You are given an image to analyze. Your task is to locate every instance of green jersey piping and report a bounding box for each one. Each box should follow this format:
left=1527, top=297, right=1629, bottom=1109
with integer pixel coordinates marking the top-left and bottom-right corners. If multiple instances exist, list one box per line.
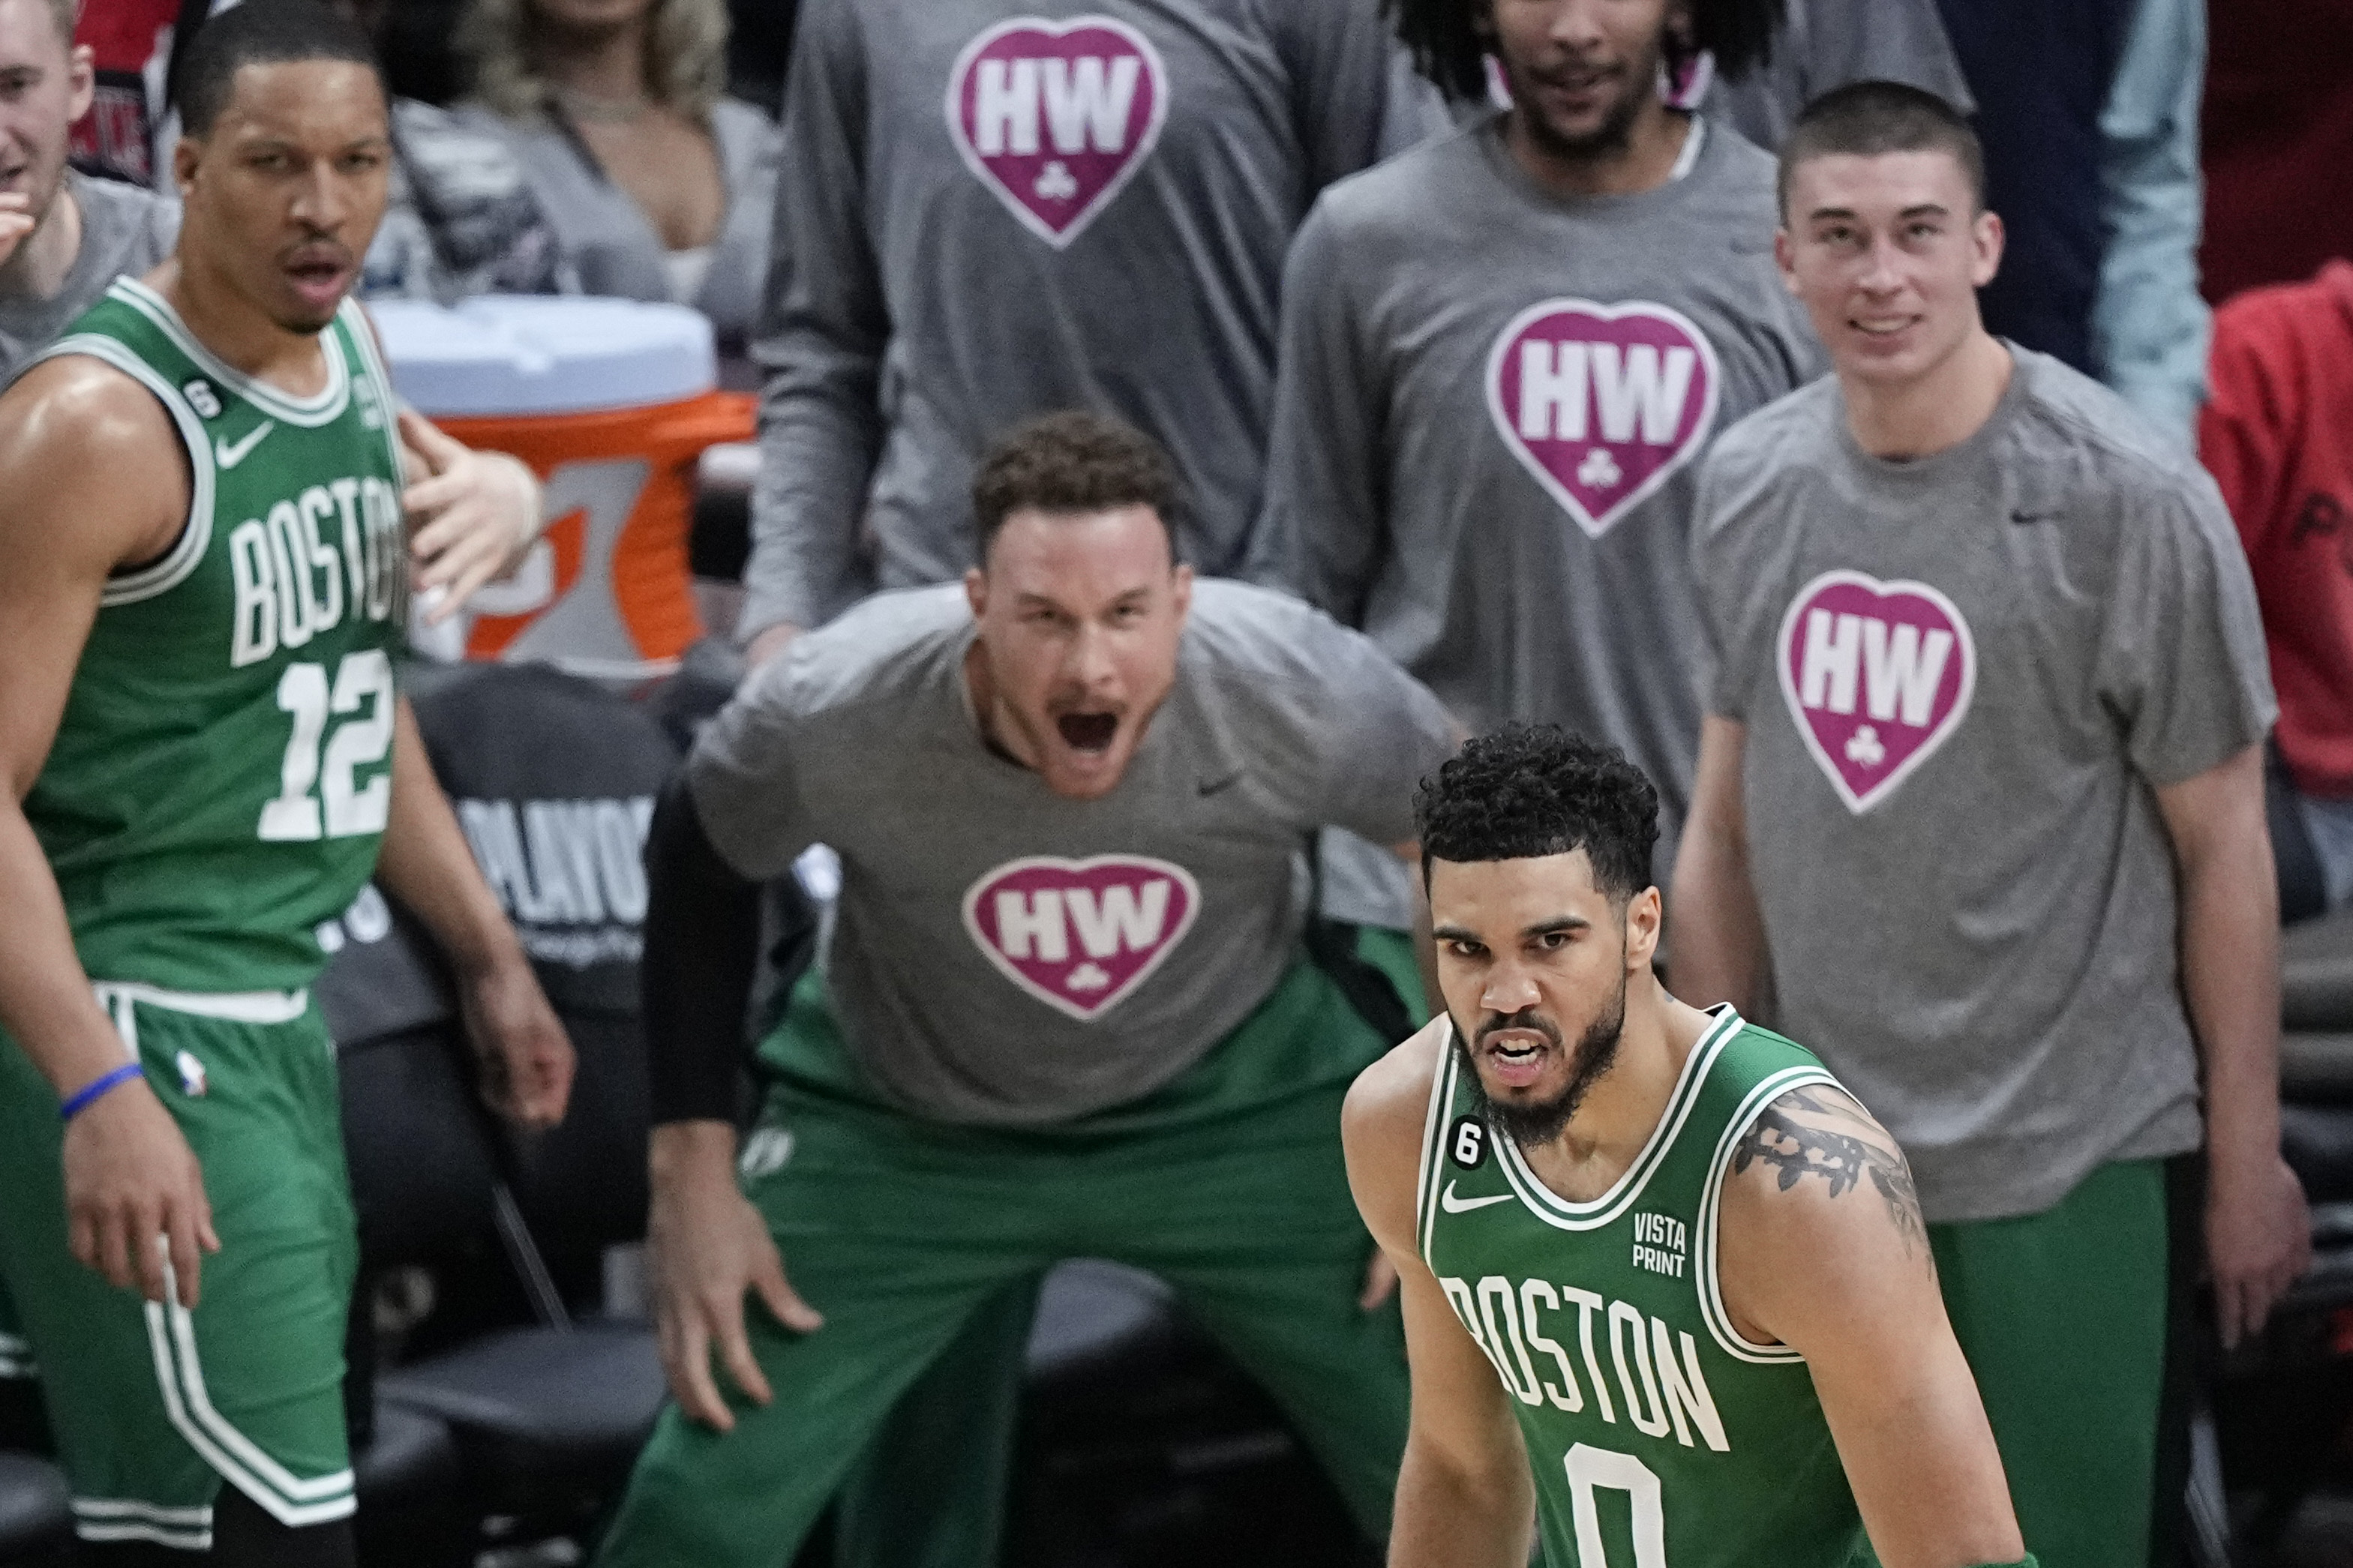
left=1695, top=1060, right=1843, bottom=1365
left=33, top=332, right=218, bottom=608
left=108, top=280, right=351, bottom=427
left=338, top=298, right=410, bottom=499
left=1412, top=1029, right=1459, bottom=1265
left=1491, top=1006, right=1744, bottom=1232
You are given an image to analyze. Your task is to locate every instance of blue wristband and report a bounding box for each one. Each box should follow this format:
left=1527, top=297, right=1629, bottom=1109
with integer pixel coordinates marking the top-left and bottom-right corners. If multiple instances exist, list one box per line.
left=60, top=1063, right=145, bottom=1122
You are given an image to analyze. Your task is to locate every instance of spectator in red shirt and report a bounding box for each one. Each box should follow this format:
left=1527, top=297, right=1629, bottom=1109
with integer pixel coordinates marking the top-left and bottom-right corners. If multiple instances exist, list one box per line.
left=2200, top=259, right=2353, bottom=921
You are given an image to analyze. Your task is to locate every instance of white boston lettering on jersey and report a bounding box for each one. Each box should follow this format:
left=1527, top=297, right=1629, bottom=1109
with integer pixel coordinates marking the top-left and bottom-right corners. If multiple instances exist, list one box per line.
left=225, top=476, right=404, bottom=669
left=1776, top=569, right=1977, bottom=814
left=961, top=854, right=1201, bottom=1021
left=1437, top=1276, right=1729, bottom=1451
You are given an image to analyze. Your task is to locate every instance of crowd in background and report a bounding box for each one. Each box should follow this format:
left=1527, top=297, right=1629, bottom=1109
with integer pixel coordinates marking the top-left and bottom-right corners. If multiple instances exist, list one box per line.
left=2, top=0, right=2352, bottom=1563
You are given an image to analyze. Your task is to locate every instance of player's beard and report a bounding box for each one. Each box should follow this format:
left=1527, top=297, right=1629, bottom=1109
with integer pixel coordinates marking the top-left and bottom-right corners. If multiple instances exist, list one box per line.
left=1513, top=37, right=1665, bottom=163
left=1453, top=967, right=1628, bottom=1151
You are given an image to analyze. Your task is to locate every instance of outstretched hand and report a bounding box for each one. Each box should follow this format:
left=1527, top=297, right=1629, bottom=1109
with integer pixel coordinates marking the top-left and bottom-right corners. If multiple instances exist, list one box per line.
left=399, top=411, right=542, bottom=624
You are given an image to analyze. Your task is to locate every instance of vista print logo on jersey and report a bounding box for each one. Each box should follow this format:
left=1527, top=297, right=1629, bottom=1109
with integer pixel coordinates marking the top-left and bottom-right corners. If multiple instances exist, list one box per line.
left=945, top=16, right=1168, bottom=248
left=962, top=855, right=1199, bottom=1021
left=1777, top=570, right=1976, bottom=814
left=1485, top=299, right=1721, bottom=538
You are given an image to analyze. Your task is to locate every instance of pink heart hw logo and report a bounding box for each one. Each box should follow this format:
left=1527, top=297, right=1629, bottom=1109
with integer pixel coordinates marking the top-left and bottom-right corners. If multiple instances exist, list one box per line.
left=945, top=16, right=1168, bottom=250
left=1776, top=570, right=1976, bottom=814
left=962, top=855, right=1200, bottom=1021
left=1484, top=298, right=1721, bottom=539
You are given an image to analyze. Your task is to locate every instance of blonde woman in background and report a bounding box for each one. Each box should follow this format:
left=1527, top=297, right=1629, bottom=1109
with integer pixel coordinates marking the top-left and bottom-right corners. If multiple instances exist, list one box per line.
left=460, top=0, right=779, bottom=352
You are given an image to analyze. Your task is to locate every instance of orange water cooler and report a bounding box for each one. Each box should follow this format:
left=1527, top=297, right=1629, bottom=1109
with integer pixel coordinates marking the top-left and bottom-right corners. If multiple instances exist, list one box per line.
left=372, top=297, right=754, bottom=680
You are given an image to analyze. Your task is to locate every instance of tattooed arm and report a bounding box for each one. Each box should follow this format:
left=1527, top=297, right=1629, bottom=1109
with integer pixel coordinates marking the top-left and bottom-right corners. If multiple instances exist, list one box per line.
left=1718, top=1085, right=2022, bottom=1568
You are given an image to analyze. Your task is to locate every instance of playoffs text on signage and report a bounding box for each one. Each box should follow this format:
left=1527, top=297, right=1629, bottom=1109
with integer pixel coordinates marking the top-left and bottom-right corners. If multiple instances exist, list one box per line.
left=946, top=15, right=1169, bottom=247
left=1486, top=299, right=1721, bottom=538
left=1775, top=570, right=1976, bottom=814
left=962, top=854, right=1201, bottom=1021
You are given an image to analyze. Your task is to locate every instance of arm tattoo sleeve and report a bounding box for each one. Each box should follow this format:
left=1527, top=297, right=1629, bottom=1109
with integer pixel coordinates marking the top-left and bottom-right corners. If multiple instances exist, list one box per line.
left=1733, top=1087, right=1927, bottom=1252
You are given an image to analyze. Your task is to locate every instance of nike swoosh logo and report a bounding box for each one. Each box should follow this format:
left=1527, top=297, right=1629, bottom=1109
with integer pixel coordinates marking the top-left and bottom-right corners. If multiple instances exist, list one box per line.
left=215, top=421, right=276, bottom=469
left=1439, top=1181, right=1514, bottom=1214
left=2008, top=508, right=2061, bottom=526
left=1196, top=772, right=1244, bottom=797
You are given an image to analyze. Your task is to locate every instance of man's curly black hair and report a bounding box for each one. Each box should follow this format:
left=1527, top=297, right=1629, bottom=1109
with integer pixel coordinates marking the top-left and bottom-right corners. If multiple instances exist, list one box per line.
left=1389, top=0, right=1784, bottom=104
left=1414, top=725, right=1659, bottom=902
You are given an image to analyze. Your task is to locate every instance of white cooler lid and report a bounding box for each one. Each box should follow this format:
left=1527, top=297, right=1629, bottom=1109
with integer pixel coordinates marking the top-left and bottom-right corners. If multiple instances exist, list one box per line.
left=371, top=295, right=717, bottom=416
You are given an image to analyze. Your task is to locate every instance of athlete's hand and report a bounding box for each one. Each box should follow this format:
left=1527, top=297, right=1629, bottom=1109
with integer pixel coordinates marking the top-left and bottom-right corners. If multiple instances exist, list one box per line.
left=399, top=411, right=542, bottom=624
left=647, top=1123, right=823, bottom=1432
left=62, top=1078, right=220, bottom=1309
left=2207, top=1153, right=2312, bottom=1350
left=458, top=958, right=575, bottom=1130
left=1359, top=1249, right=1399, bottom=1311
left=0, top=193, right=33, bottom=272
left=744, top=622, right=806, bottom=670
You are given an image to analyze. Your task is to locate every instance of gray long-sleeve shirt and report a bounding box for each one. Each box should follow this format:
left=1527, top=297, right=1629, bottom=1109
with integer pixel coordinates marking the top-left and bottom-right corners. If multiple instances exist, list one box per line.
left=738, top=0, right=1437, bottom=637
left=1250, top=117, right=1822, bottom=904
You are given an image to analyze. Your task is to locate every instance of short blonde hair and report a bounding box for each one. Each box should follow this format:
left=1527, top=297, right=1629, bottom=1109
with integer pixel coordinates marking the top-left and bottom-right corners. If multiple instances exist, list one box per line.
left=461, top=0, right=729, bottom=124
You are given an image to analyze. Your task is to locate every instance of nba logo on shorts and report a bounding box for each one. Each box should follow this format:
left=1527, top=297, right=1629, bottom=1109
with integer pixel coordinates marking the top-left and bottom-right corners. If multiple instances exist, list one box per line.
left=1485, top=299, right=1721, bottom=538
left=945, top=16, right=1169, bottom=247
left=962, top=855, right=1200, bottom=1021
left=1776, top=570, right=1976, bottom=814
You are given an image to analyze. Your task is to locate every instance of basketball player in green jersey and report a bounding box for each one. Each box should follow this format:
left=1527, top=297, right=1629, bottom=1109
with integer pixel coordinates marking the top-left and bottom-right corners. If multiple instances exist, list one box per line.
left=1345, top=725, right=2028, bottom=1567
left=0, top=4, right=570, bottom=1561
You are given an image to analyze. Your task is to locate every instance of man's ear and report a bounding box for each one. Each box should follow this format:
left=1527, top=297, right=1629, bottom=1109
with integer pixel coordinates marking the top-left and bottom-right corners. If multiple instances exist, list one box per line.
left=1970, top=208, right=2006, bottom=289
left=1625, top=886, right=1663, bottom=972
left=1773, top=226, right=1800, bottom=295
left=172, top=133, right=201, bottom=199
left=66, top=43, right=96, bottom=121
left=1170, top=562, right=1194, bottom=620
left=963, top=565, right=989, bottom=621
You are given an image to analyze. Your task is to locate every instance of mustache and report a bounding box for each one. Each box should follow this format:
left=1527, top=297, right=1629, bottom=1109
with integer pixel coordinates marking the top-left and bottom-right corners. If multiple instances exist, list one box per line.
left=1475, top=1009, right=1563, bottom=1051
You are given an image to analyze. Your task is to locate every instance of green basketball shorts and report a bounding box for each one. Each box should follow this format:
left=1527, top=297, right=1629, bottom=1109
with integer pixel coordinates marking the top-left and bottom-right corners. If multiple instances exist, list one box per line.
left=0, top=984, right=357, bottom=1552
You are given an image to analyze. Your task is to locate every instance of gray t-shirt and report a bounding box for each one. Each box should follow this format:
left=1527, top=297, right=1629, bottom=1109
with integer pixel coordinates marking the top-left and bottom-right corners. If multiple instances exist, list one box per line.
left=1696, top=0, right=1973, bottom=151
left=1693, top=348, right=2276, bottom=1222
left=738, top=0, right=1440, bottom=637
left=1250, top=115, right=1822, bottom=914
left=0, top=173, right=178, bottom=384
left=689, top=578, right=1457, bottom=1125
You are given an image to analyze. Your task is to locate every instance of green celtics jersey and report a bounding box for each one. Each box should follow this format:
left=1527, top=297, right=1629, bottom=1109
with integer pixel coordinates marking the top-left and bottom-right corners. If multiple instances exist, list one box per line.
left=24, top=278, right=407, bottom=994
left=1418, top=1006, right=1879, bottom=1568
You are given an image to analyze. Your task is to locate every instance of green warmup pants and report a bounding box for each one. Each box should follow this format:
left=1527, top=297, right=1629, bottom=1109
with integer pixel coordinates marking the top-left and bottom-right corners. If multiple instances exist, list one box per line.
left=1930, top=1158, right=2187, bottom=1568
left=598, top=947, right=1418, bottom=1568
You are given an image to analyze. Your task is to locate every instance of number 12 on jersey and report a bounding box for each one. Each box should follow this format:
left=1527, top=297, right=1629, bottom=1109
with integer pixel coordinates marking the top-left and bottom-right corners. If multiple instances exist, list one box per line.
left=1567, top=1444, right=1667, bottom=1567
left=258, top=649, right=395, bottom=842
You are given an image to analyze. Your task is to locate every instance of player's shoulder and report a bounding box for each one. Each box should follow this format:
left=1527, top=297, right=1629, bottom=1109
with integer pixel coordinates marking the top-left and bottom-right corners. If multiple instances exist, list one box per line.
left=0, top=349, right=179, bottom=463
left=1698, top=375, right=1844, bottom=493
left=741, top=584, right=971, bottom=725
left=1307, top=116, right=1493, bottom=239
left=1681, top=115, right=1781, bottom=217
left=2004, top=347, right=2221, bottom=531
left=1181, top=578, right=1380, bottom=685
left=1343, top=1016, right=1448, bottom=1167
left=1717, top=1074, right=1925, bottom=1252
